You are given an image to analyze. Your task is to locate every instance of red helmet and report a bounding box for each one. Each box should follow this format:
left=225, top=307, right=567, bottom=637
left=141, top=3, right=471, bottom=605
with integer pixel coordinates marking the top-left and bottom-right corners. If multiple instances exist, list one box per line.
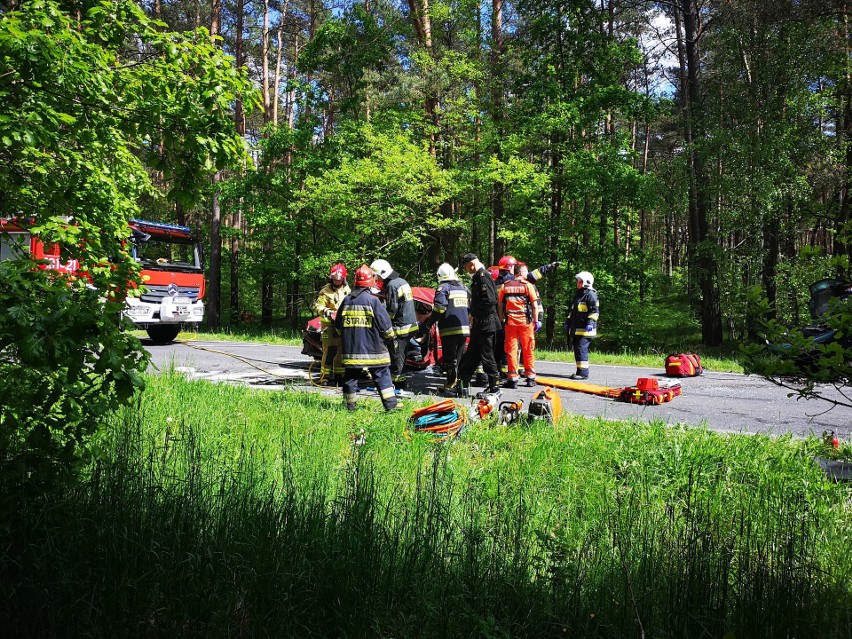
left=329, top=263, right=347, bottom=281
left=498, top=255, right=517, bottom=271
left=353, top=264, right=375, bottom=287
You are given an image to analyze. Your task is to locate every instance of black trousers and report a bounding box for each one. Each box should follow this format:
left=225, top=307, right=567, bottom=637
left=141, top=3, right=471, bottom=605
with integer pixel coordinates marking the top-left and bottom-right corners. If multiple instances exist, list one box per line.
left=389, top=335, right=409, bottom=381
left=458, top=329, right=498, bottom=385
left=440, top=333, right=467, bottom=387
left=495, top=327, right=507, bottom=373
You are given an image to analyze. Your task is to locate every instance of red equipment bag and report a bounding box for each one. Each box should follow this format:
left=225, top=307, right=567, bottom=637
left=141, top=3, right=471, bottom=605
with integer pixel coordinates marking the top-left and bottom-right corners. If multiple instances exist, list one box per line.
left=619, top=380, right=682, bottom=405
left=665, top=353, right=703, bottom=377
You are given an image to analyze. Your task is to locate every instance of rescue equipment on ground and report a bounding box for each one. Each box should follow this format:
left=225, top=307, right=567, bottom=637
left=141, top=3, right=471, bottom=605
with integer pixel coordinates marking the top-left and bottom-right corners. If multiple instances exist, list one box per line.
left=469, top=389, right=502, bottom=421
left=498, top=400, right=524, bottom=425
left=409, top=398, right=467, bottom=441
left=534, top=376, right=682, bottom=406
left=665, top=353, right=703, bottom=377
left=618, top=377, right=682, bottom=405
left=528, top=386, right=563, bottom=423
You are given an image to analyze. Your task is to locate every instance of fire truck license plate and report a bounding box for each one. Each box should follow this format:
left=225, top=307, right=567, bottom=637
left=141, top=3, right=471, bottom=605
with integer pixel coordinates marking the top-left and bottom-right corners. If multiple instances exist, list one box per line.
left=173, top=296, right=190, bottom=316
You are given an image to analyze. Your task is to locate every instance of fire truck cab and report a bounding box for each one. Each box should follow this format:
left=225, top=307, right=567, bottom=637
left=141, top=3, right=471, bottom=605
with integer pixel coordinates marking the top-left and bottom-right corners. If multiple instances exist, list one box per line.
left=124, top=219, right=205, bottom=343
left=0, top=217, right=206, bottom=344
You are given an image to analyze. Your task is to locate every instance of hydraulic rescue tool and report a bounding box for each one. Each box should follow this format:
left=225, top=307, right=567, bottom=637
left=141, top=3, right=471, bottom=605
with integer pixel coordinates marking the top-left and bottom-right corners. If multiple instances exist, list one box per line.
left=497, top=400, right=524, bottom=426
left=469, top=389, right=502, bottom=421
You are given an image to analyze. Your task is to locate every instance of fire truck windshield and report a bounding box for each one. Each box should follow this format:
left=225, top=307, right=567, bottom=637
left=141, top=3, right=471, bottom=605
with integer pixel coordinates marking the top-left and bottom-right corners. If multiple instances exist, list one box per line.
left=132, top=236, right=202, bottom=271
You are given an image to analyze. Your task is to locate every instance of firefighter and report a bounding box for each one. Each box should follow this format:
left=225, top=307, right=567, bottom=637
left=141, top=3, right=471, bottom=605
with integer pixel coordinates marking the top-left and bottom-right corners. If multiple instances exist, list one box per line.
left=456, top=253, right=501, bottom=397
left=493, top=255, right=518, bottom=379
left=493, top=256, right=561, bottom=377
left=517, top=263, right=544, bottom=334
left=334, top=265, right=398, bottom=412
left=427, top=262, right=471, bottom=394
left=311, top=262, right=351, bottom=385
left=565, top=270, right=599, bottom=380
left=498, top=262, right=539, bottom=388
left=370, top=259, right=418, bottom=390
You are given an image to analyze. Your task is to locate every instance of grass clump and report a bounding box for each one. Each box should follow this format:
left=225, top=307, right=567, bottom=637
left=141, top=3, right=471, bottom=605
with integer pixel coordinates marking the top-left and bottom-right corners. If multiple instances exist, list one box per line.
left=1, top=374, right=850, bottom=637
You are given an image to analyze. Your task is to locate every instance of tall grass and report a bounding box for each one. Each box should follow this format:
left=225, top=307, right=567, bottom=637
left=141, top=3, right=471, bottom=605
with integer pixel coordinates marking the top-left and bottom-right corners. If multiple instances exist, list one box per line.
left=1, top=374, right=850, bottom=637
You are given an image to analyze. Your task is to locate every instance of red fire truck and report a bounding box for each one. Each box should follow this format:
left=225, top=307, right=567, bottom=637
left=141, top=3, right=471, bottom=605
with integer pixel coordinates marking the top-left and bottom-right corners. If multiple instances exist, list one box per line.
left=0, top=217, right=205, bottom=344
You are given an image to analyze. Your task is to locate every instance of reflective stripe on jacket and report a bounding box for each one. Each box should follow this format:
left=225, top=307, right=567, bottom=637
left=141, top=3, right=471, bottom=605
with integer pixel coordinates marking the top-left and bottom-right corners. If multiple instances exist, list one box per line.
left=499, top=278, right=538, bottom=327
left=567, top=288, right=599, bottom=338
left=334, top=287, right=395, bottom=367
left=383, top=271, right=418, bottom=337
left=528, top=262, right=557, bottom=285
left=432, top=280, right=470, bottom=337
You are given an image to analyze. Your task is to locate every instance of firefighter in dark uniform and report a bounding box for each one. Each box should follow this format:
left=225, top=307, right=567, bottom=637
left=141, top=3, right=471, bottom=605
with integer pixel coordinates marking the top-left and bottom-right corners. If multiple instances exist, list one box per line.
left=565, top=270, right=599, bottom=380
left=370, top=259, right=417, bottom=390
left=334, top=265, right=398, bottom=411
left=427, top=262, right=471, bottom=394
left=457, top=253, right=501, bottom=397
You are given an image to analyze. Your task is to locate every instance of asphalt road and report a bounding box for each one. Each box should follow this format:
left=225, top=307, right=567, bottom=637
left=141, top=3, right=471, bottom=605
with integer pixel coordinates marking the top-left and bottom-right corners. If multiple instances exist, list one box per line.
left=143, top=339, right=851, bottom=440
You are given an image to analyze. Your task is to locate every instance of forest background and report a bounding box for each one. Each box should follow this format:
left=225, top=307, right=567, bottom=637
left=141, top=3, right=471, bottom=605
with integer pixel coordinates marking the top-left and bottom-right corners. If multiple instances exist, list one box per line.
left=128, top=0, right=852, bottom=349
left=3, top=0, right=852, bottom=349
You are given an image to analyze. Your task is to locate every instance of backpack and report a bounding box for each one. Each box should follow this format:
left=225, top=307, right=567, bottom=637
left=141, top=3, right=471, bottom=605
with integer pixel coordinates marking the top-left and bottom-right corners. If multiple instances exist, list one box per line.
left=665, top=353, right=703, bottom=377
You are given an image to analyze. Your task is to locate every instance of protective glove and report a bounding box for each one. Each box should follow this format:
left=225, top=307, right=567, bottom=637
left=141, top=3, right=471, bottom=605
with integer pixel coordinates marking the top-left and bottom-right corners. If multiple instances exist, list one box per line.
left=534, top=320, right=542, bottom=333
left=563, top=321, right=570, bottom=332
left=550, top=261, right=562, bottom=270
left=585, top=320, right=596, bottom=333
left=330, top=311, right=337, bottom=322
left=323, top=308, right=334, bottom=320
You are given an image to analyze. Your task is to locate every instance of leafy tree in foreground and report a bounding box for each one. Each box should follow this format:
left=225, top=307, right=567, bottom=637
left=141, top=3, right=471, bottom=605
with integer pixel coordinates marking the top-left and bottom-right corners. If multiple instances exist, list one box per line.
left=742, top=266, right=851, bottom=410
left=0, top=0, right=254, bottom=492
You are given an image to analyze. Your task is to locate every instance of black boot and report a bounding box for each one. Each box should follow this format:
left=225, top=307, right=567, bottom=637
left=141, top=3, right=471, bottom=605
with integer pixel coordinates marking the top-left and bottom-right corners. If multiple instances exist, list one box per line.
left=457, top=381, right=470, bottom=398
left=486, top=376, right=500, bottom=394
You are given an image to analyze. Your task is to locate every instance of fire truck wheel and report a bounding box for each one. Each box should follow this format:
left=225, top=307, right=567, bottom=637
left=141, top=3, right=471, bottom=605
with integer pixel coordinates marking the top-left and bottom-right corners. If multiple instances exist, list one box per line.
left=146, top=325, right=181, bottom=344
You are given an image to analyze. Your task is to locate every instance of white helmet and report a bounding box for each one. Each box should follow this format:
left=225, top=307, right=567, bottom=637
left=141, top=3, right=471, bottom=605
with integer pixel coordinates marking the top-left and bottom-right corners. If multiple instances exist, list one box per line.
left=370, top=259, right=393, bottom=280
left=575, top=271, right=594, bottom=288
left=436, top=263, right=457, bottom=282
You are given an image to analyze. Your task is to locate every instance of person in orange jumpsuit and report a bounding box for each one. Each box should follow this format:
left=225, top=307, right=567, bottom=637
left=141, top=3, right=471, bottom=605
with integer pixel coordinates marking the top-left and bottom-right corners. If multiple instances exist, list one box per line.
left=497, top=262, right=539, bottom=388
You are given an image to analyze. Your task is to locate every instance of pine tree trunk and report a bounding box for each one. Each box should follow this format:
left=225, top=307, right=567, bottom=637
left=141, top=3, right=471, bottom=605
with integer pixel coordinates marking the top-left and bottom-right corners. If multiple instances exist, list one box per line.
left=207, top=0, right=223, bottom=330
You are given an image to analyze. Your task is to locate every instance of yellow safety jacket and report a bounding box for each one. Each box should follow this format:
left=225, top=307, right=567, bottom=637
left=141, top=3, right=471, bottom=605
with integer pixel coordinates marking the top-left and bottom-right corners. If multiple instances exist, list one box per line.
left=312, top=281, right=351, bottom=333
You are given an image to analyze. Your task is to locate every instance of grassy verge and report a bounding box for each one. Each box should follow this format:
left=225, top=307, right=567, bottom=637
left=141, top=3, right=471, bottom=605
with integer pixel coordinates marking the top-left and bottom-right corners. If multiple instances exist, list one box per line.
left=5, top=375, right=847, bottom=637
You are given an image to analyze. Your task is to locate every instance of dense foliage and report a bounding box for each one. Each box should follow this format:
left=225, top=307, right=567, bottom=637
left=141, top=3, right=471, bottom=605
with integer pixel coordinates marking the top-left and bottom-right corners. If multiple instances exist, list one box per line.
left=0, top=0, right=254, bottom=489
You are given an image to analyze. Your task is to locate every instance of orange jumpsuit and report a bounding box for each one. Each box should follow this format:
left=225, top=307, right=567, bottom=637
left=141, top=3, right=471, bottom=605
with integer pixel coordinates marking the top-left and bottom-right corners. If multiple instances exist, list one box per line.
left=498, top=277, right=538, bottom=383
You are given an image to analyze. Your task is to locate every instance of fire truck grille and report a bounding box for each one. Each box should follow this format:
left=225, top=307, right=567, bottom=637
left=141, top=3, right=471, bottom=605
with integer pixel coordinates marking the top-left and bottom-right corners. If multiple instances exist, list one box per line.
left=140, top=285, right=201, bottom=304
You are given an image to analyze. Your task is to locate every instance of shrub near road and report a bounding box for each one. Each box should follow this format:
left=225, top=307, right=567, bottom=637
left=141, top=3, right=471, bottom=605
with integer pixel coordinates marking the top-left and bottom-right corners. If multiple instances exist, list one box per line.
left=2, top=374, right=850, bottom=638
